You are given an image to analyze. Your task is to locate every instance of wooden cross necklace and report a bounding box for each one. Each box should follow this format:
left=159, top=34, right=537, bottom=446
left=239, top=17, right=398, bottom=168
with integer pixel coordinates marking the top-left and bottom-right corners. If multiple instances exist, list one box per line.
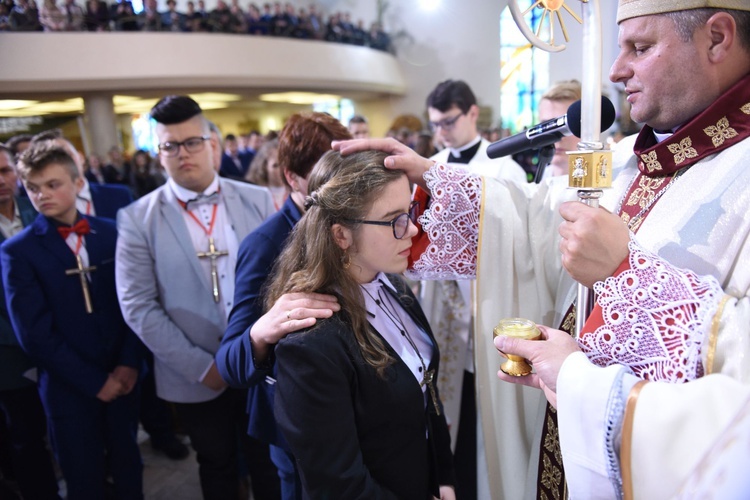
left=61, top=221, right=96, bottom=314
left=363, top=284, right=441, bottom=416
left=182, top=200, right=228, bottom=303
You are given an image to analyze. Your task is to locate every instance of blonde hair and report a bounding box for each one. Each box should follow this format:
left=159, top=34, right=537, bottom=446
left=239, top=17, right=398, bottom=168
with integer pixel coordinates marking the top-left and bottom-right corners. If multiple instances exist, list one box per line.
left=17, top=141, right=79, bottom=181
left=541, top=79, right=582, bottom=103
left=245, top=138, right=278, bottom=186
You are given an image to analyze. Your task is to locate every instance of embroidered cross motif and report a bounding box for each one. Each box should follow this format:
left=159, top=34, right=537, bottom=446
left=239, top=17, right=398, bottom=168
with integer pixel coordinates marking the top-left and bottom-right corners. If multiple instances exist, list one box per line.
left=639, top=150, right=662, bottom=173
left=704, top=116, right=738, bottom=147
left=627, top=175, right=662, bottom=208
left=667, top=136, right=698, bottom=165
left=742, top=103, right=750, bottom=115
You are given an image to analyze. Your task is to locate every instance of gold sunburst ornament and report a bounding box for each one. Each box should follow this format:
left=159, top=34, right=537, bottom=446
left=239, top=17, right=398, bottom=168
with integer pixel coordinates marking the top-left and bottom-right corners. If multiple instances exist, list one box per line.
left=522, top=0, right=583, bottom=48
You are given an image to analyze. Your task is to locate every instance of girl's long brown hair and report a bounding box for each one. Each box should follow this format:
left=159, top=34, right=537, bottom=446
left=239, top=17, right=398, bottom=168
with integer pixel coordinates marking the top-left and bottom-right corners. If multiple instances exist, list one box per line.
left=264, top=150, right=405, bottom=376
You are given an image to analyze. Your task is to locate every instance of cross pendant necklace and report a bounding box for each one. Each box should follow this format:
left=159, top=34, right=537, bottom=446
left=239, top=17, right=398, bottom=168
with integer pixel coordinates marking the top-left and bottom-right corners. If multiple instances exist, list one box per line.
left=184, top=201, right=228, bottom=303
left=64, top=234, right=96, bottom=314
left=196, top=236, right=229, bottom=303
left=364, top=285, right=441, bottom=416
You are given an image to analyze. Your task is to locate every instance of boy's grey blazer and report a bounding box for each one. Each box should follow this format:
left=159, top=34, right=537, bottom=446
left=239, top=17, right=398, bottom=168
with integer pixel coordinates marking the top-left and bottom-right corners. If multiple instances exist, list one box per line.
left=115, top=178, right=273, bottom=403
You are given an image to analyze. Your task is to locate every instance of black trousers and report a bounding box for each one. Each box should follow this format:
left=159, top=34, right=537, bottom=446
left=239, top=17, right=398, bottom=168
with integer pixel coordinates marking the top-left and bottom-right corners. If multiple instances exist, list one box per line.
left=454, top=371, right=477, bottom=500
left=174, top=388, right=280, bottom=500
left=0, top=384, right=60, bottom=500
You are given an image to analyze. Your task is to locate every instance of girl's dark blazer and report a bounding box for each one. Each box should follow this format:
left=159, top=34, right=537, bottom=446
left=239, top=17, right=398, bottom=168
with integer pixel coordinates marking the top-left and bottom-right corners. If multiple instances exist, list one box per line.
left=274, top=274, right=455, bottom=499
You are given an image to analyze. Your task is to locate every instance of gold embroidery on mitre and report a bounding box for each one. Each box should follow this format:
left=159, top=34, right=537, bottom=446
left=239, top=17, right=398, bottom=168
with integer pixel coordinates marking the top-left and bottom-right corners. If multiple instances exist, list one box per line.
left=667, top=136, right=698, bottom=165
left=627, top=175, right=661, bottom=208
left=742, top=103, right=750, bottom=115
left=639, top=150, right=662, bottom=173
left=704, top=116, right=739, bottom=148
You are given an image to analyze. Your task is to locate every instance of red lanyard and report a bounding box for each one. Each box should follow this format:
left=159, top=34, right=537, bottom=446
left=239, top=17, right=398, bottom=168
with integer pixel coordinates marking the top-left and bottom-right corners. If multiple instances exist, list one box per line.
left=179, top=201, right=219, bottom=238
left=73, top=233, right=84, bottom=256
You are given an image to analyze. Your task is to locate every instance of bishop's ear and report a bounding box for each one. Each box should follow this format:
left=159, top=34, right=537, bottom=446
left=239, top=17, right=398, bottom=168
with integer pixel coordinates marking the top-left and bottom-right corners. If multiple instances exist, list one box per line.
left=705, top=12, right=737, bottom=63
left=330, top=223, right=353, bottom=251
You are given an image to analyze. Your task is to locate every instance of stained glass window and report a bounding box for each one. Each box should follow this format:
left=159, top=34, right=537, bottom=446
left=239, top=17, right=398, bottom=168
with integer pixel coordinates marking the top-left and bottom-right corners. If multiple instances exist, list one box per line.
left=500, top=2, right=550, bottom=134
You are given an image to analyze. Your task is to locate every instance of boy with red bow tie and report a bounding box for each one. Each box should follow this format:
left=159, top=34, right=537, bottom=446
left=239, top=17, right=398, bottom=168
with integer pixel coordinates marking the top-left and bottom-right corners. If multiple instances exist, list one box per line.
left=0, top=142, right=144, bottom=500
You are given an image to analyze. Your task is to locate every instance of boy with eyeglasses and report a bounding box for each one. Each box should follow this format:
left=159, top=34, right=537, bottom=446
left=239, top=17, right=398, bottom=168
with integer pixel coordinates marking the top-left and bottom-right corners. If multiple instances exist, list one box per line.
left=115, top=95, right=281, bottom=499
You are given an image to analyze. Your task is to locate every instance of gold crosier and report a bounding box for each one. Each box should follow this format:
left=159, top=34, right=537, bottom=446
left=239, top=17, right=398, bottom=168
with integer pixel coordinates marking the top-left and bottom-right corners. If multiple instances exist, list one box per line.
left=508, top=0, right=612, bottom=337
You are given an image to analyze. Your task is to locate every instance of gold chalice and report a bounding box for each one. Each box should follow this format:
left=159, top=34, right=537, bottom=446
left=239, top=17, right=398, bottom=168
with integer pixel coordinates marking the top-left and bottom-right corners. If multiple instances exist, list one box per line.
left=493, top=318, right=541, bottom=377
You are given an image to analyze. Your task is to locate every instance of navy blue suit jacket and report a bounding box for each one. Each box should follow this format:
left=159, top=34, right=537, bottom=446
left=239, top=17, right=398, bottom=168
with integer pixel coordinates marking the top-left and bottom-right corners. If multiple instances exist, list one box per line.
left=89, top=182, right=134, bottom=220
left=1, top=214, right=142, bottom=416
left=219, top=152, right=254, bottom=180
left=216, top=196, right=301, bottom=447
left=0, top=197, right=38, bottom=391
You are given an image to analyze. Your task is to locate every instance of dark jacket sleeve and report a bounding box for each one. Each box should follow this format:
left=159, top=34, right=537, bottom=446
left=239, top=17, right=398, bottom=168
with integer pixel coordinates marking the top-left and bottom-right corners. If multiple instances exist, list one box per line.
left=1, top=241, right=108, bottom=398
left=274, top=326, right=399, bottom=500
left=215, top=230, right=277, bottom=387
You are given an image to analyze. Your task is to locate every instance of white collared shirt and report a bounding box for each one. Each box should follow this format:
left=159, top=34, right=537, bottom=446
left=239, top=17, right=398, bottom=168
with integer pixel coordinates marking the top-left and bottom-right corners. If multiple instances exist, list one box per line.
left=653, top=130, right=674, bottom=143
left=76, top=179, right=95, bottom=216
left=62, top=231, right=91, bottom=273
left=0, top=201, right=23, bottom=240
left=361, top=273, right=434, bottom=393
left=168, top=175, right=239, bottom=323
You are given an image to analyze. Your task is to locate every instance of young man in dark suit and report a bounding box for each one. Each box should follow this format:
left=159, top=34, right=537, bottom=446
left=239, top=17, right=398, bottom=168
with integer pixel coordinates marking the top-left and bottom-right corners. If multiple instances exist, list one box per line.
left=30, top=129, right=189, bottom=461
left=219, top=133, right=253, bottom=180
left=2, top=143, right=144, bottom=499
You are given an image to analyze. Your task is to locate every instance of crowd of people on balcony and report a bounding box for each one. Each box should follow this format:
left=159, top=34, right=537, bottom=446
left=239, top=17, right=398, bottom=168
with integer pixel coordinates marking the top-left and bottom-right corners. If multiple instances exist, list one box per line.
left=0, top=0, right=393, bottom=52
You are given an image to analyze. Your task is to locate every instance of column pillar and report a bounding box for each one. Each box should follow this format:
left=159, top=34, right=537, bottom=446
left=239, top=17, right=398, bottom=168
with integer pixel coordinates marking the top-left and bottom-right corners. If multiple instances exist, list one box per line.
left=83, top=94, right=119, bottom=157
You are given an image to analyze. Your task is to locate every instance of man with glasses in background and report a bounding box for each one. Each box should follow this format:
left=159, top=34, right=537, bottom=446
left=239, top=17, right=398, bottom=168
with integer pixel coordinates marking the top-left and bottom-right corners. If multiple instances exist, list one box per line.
left=115, top=95, right=281, bottom=499
left=421, top=79, right=526, bottom=500
left=427, top=79, right=526, bottom=182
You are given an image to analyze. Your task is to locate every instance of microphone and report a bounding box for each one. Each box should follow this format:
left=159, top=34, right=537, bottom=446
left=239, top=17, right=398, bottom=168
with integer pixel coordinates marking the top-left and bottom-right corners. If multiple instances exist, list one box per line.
left=487, top=96, right=616, bottom=159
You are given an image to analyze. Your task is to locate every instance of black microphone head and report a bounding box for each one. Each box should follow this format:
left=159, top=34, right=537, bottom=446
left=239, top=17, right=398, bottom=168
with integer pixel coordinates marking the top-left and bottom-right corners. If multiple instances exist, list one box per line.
left=566, top=96, right=616, bottom=137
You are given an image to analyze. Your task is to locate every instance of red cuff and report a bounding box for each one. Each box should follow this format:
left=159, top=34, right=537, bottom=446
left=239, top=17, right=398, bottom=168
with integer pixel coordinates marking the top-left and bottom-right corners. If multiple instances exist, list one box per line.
left=408, top=186, right=430, bottom=268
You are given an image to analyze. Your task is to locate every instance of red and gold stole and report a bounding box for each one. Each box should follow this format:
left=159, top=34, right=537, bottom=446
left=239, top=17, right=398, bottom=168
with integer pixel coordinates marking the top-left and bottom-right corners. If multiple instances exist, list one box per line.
left=582, top=72, right=750, bottom=336
left=536, top=73, right=750, bottom=500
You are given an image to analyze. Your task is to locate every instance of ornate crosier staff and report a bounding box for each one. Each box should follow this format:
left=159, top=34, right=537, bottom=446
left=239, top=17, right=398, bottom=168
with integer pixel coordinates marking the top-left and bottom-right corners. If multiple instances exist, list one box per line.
left=508, top=0, right=612, bottom=337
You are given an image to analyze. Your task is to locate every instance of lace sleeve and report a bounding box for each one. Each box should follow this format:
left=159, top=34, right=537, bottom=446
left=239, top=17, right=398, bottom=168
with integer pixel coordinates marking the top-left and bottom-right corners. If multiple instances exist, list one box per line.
left=579, top=240, right=724, bottom=383
left=407, top=162, right=482, bottom=280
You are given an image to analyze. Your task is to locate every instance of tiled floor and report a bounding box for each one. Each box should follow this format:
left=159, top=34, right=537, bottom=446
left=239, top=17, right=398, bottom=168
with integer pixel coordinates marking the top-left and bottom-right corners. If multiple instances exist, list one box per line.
left=139, top=429, right=203, bottom=500
left=2, top=427, right=251, bottom=499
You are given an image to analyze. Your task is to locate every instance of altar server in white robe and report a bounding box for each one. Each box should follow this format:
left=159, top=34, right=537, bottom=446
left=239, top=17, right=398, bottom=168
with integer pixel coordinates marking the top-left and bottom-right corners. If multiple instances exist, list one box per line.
left=421, top=78, right=526, bottom=500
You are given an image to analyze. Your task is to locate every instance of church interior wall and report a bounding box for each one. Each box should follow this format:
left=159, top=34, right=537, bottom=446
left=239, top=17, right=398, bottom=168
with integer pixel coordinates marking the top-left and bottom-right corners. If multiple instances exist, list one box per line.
left=0, top=1, right=623, bottom=148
